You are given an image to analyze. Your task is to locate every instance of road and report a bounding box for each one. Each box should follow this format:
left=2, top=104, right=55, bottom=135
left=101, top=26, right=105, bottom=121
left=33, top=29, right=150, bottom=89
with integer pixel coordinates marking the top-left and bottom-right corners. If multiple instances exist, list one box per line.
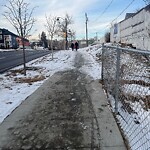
left=0, top=49, right=51, bottom=73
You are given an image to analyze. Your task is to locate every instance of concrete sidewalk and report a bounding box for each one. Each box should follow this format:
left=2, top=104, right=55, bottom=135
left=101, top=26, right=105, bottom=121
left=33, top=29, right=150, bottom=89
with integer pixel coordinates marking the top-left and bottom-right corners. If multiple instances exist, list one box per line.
left=0, top=70, right=127, bottom=150
left=86, top=79, right=127, bottom=150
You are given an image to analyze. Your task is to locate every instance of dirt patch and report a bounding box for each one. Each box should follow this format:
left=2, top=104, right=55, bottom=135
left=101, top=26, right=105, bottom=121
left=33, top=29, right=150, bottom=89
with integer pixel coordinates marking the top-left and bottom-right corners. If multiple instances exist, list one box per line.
left=14, top=75, right=45, bottom=84
left=121, top=79, right=150, bottom=87
left=5, top=67, right=42, bottom=76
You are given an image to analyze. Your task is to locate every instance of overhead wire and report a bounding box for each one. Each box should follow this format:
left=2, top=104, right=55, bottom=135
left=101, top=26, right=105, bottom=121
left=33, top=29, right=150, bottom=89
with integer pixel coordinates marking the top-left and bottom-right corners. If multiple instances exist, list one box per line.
left=85, top=0, right=140, bottom=39
left=93, top=0, right=114, bottom=23
left=100, top=0, right=137, bottom=33
left=91, top=0, right=137, bottom=39
left=95, top=0, right=114, bottom=21
left=89, top=0, right=114, bottom=36
left=142, top=0, right=150, bottom=5
left=111, top=0, right=136, bottom=23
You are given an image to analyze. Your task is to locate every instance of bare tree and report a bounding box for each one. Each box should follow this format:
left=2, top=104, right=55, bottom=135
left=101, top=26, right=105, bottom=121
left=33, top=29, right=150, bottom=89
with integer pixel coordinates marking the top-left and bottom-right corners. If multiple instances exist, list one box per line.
left=68, top=29, right=76, bottom=41
left=45, top=15, right=58, bottom=60
left=59, top=14, right=72, bottom=31
left=57, top=13, right=73, bottom=49
left=3, top=0, right=36, bottom=75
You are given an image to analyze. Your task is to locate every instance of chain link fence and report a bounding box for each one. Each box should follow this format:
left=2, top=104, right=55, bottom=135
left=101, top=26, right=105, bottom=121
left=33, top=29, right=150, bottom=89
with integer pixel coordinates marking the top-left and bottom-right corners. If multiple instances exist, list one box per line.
left=101, top=44, right=150, bottom=150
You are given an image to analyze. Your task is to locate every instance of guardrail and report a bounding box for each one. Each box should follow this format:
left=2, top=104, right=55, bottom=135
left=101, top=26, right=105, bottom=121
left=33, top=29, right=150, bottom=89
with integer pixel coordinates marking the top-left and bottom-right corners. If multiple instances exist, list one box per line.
left=101, top=44, right=150, bottom=150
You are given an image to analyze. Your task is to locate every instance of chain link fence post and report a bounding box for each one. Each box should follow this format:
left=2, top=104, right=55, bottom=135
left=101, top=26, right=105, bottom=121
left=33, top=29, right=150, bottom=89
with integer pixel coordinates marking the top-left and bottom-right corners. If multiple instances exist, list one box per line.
left=114, top=45, right=120, bottom=113
left=101, top=43, right=104, bottom=81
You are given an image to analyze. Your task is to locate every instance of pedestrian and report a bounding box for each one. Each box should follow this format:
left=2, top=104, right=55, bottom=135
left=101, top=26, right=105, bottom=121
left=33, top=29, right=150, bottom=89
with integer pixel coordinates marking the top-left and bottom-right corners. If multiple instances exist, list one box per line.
left=75, top=41, right=79, bottom=51
left=71, top=42, right=74, bottom=51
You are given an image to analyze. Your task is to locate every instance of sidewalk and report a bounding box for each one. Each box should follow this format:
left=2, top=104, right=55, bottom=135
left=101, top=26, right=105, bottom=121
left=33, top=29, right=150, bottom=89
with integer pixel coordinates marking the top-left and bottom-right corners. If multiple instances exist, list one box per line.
left=86, top=80, right=127, bottom=150
left=0, top=52, right=127, bottom=150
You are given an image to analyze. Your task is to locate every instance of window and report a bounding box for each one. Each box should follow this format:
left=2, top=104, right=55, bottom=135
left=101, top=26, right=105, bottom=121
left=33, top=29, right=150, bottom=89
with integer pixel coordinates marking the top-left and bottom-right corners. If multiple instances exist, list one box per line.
left=114, top=24, right=118, bottom=34
left=0, top=30, right=2, bottom=34
left=0, top=35, right=2, bottom=40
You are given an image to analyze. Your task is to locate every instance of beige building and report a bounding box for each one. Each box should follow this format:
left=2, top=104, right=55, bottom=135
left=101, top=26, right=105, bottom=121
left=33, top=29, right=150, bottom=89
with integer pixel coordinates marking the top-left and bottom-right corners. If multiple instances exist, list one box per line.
left=110, top=4, right=150, bottom=50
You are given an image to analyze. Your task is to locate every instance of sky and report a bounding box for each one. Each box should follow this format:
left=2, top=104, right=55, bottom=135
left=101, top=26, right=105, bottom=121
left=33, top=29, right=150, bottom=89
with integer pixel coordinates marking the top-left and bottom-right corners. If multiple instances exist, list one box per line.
left=0, top=0, right=147, bottom=40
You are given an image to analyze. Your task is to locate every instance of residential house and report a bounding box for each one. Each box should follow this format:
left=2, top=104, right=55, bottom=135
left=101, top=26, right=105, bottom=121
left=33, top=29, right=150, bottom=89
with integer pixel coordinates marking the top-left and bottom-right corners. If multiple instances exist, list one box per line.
left=0, top=28, right=29, bottom=49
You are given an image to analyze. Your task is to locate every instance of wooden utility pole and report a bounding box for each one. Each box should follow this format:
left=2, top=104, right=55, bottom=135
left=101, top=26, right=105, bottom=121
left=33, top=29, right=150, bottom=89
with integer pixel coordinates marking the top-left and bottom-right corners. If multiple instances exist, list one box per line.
left=96, top=32, right=98, bottom=42
left=85, top=13, right=88, bottom=47
left=65, top=18, right=68, bottom=50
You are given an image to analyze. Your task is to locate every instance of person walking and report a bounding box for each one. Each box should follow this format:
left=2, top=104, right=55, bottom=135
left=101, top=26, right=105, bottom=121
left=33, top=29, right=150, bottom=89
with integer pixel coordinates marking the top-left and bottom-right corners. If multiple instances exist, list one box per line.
left=75, top=41, right=79, bottom=51
left=71, top=42, right=74, bottom=51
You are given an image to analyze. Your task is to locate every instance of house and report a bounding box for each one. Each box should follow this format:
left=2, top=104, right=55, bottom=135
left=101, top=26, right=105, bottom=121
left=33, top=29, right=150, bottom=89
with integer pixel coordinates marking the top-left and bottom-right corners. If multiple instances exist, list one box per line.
left=0, top=28, right=29, bottom=49
left=110, top=4, right=150, bottom=50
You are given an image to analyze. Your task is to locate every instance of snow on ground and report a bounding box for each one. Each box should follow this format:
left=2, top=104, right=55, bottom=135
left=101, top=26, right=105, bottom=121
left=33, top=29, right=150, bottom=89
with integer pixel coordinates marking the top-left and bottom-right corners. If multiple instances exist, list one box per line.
left=79, top=45, right=102, bottom=80
left=122, top=84, right=150, bottom=97
left=0, top=46, right=101, bottom=123
left=0, top=49, right=17, bottom=52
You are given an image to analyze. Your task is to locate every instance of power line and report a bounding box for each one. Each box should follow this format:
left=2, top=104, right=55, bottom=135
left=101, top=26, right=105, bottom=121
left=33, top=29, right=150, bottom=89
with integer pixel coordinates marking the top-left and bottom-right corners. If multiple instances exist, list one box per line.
left=111, top=0, right=136, bottom=23
left=142, top=0, right=150, bottom=5
left=94, top=0, right=137, bottom=39
left=93, top=0, right=114, bottom=23
left=100, top=0, right=136, bottom=40
left=100, top=0, right=136, bottom=30
left=97, top=0, right=114, bottom=19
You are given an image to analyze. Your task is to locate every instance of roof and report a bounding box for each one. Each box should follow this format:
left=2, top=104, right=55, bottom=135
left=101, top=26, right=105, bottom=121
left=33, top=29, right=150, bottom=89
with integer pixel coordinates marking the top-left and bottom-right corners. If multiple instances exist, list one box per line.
left=0, top=28, right=29, bottom=42
left=119, top=3, right=150, bottom=23
left=125, top=13, right=135, bottom=19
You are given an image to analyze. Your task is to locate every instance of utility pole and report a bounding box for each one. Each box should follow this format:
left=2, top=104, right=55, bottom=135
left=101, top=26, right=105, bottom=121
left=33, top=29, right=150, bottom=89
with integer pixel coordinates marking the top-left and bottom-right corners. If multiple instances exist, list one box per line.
left=85, top=13, right=88, bottom=47
left=65, top=18, right=68, bottom=50
left=96, top=32, right=98, bottom=42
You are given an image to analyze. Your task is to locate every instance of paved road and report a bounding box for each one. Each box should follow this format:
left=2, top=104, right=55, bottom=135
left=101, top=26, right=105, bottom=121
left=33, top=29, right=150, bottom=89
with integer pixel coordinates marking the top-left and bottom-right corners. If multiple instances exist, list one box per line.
left=0, top=49, right=50, bottom=73
left=0, top=52, right=127, bottom=150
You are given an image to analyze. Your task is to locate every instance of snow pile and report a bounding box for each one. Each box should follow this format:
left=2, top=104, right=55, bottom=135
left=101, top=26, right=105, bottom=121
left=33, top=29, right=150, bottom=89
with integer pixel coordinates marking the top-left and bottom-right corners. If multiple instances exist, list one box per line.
left=79, top=45, right=102, bottom=80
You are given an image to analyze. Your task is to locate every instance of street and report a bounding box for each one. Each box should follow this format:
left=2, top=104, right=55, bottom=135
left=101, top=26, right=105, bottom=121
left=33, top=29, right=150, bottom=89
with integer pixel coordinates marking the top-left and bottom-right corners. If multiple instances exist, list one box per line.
left=0, top=49, right=51, bottom=73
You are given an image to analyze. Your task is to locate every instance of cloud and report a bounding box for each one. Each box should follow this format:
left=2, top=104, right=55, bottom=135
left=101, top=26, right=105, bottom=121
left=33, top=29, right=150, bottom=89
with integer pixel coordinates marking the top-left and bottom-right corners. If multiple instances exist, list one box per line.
left=0, top=0, right=146, bottom=40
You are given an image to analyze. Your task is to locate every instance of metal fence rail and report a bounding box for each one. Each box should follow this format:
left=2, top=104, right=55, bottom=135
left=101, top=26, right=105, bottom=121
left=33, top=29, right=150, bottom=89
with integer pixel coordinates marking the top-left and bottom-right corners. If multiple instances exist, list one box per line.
left=101, top=44, right=150, bottom=150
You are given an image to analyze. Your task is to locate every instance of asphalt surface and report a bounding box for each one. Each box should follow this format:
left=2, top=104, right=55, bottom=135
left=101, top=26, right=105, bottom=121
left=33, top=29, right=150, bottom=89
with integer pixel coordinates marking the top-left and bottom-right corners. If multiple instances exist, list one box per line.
left=0, top=49, right=50, bottom=73
left=0, top=52, right=127, bottom=150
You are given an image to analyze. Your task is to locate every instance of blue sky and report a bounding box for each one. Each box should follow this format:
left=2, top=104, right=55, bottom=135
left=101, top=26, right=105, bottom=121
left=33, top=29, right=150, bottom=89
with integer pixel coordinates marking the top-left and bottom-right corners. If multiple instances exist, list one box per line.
left=0, top=0, right=146, bottom=40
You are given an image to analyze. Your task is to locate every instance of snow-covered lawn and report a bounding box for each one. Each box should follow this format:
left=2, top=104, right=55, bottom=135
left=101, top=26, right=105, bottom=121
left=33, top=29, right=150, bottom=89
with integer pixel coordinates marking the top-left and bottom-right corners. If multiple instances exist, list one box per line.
left=0, top=46, right=101, bottom=123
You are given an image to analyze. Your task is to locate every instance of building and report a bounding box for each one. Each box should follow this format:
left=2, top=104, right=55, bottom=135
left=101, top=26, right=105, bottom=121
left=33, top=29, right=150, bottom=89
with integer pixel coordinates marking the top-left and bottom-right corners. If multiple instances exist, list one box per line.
left=0, top=28, right=29, bottom=49
left=110, top=4, right=150, bottom=50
